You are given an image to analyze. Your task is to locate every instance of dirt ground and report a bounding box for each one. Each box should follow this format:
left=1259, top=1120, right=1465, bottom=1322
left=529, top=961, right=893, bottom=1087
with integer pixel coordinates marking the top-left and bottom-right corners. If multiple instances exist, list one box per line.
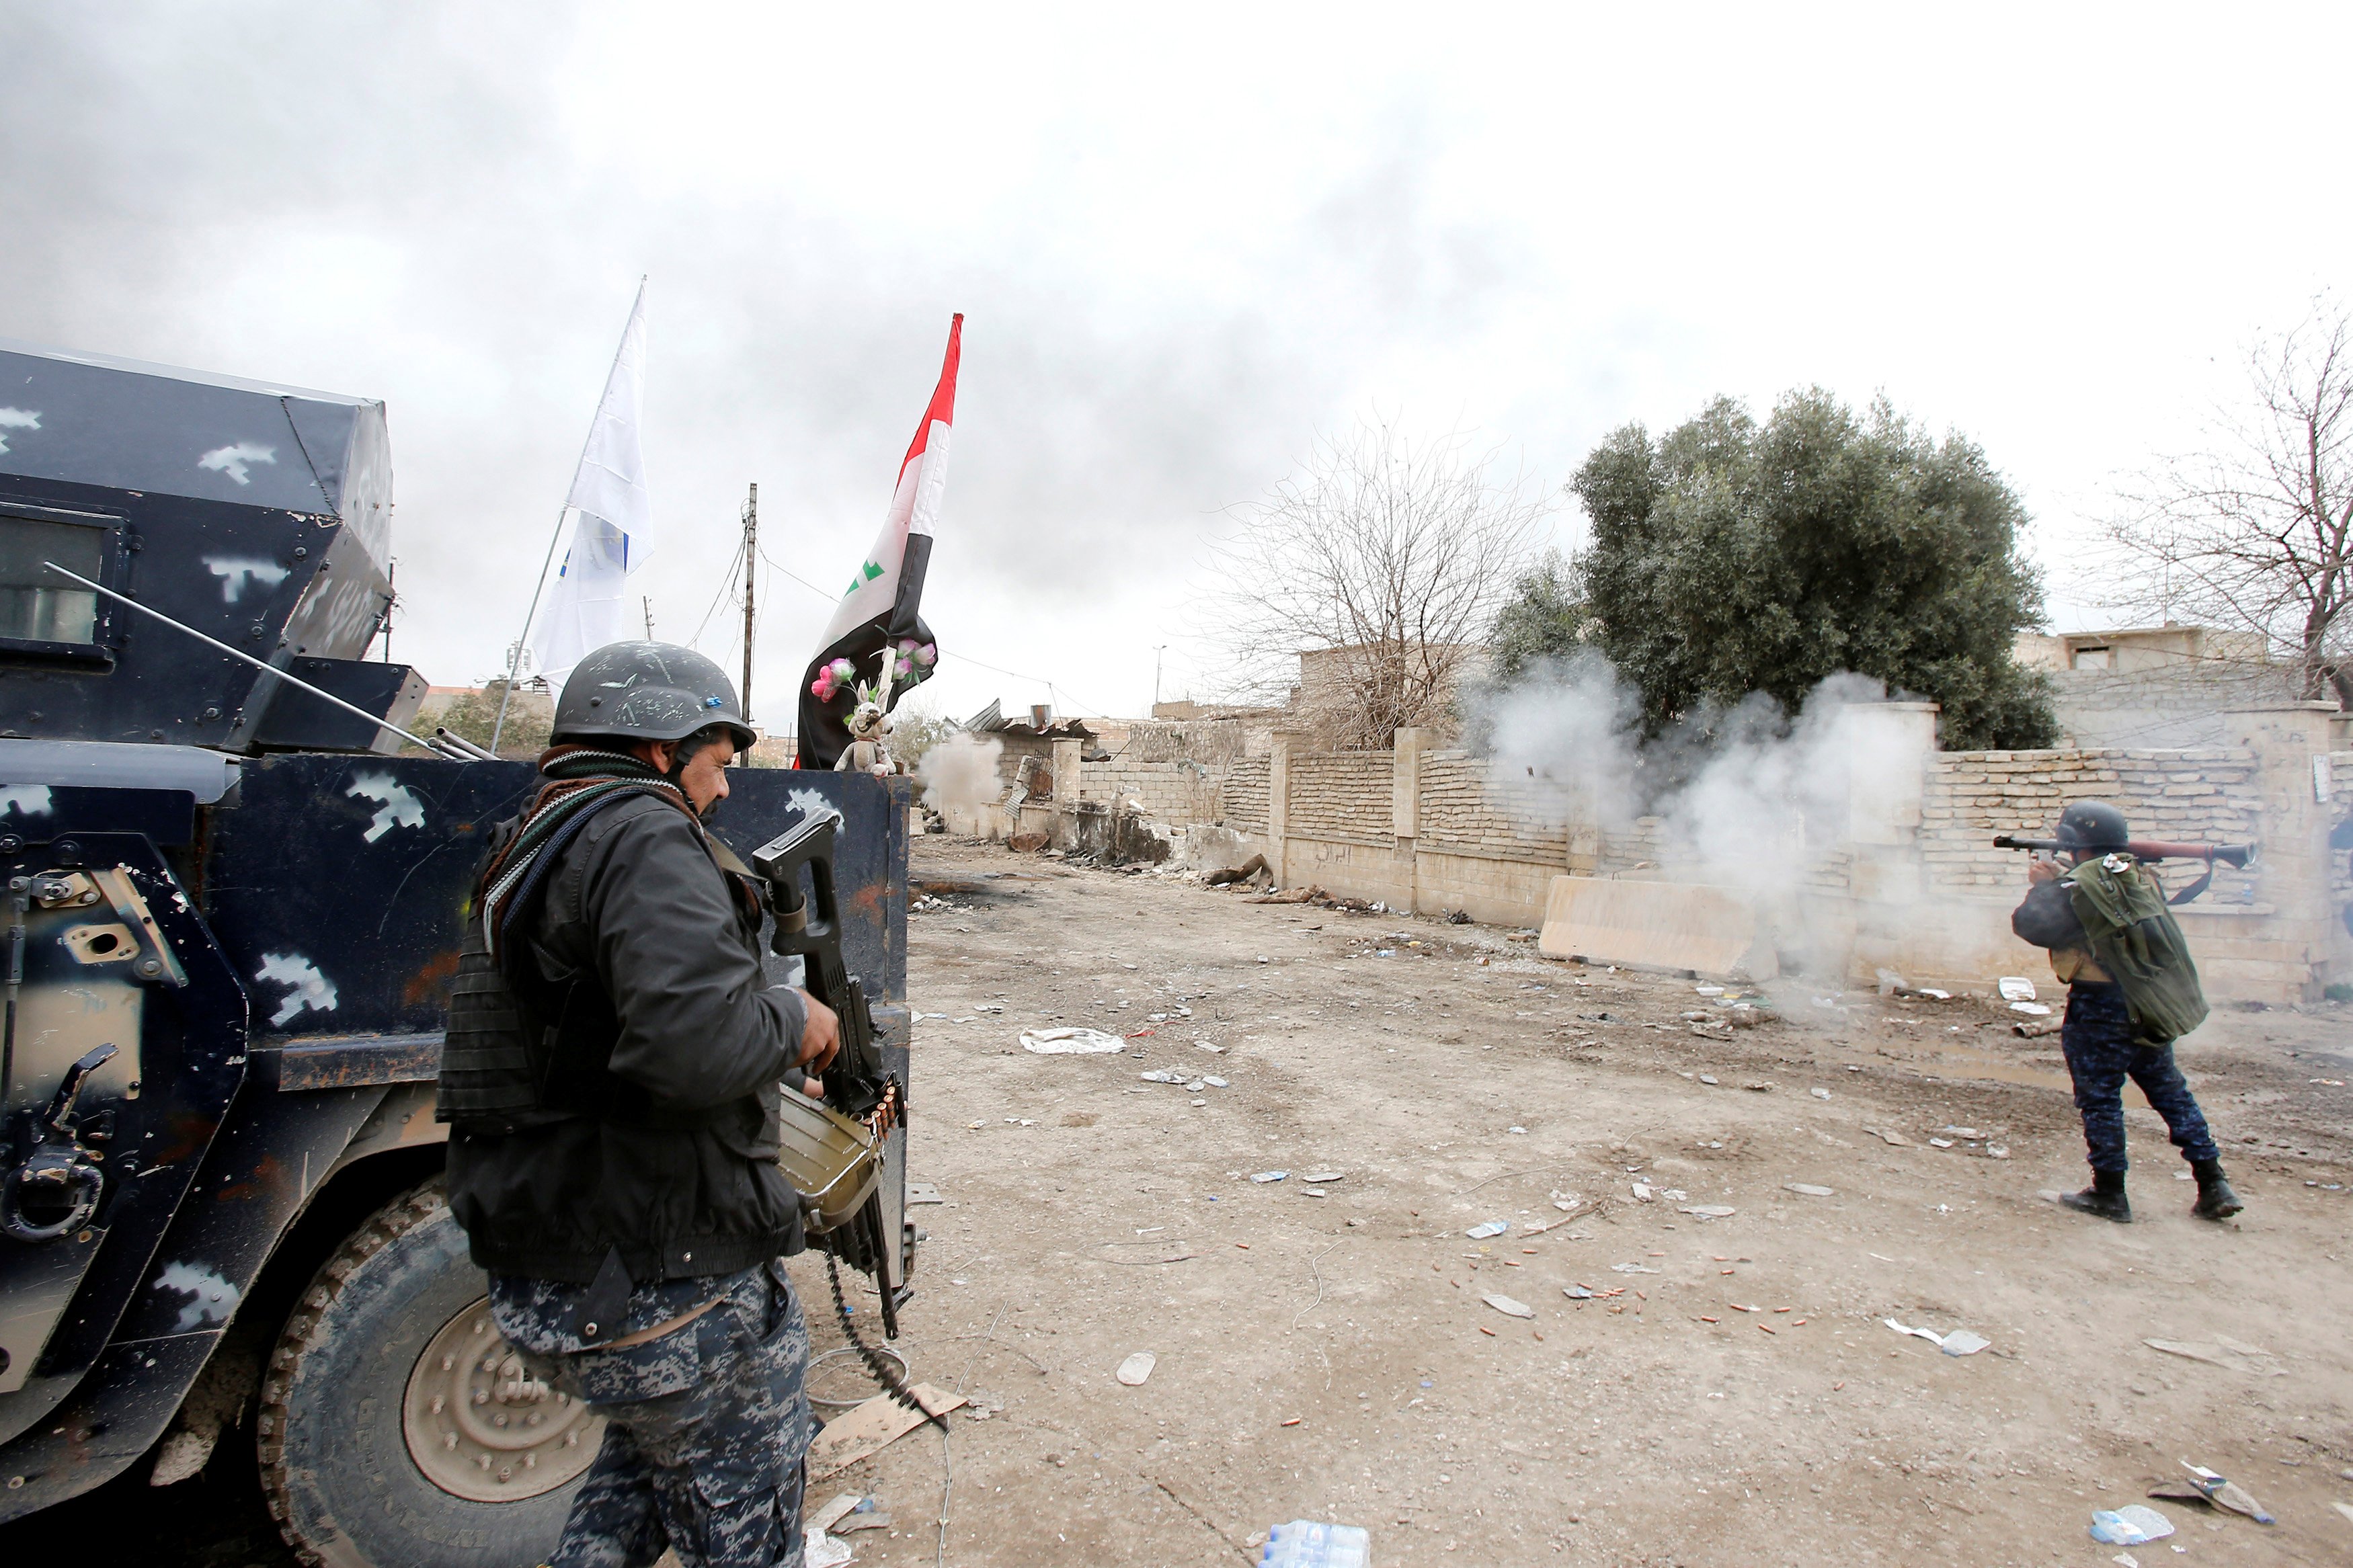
left=807, top=835, right=2353, bottom=1567
left=9, top=835, right=2349, bottom=1567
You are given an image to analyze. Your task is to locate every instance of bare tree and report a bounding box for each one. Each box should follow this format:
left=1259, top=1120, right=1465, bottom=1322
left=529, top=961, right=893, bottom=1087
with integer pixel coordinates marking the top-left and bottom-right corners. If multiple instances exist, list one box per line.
left=2103, top=302, right=2353, bottom=706
left=1207, top=419, right=1544, bottom=748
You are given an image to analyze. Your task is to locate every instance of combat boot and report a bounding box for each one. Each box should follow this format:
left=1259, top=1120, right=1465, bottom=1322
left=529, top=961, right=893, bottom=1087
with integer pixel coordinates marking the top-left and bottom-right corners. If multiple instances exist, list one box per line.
left=2059, top=1169, right=2132, bottom=1223
left=2190, top=1159, right=2243, bottom=1221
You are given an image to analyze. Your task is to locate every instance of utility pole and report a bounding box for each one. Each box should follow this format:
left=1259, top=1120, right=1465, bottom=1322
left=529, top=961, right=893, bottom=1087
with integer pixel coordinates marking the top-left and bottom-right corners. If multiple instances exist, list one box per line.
left=740, top=483, right=757, bottom=724
left=642, top=595, right=655, bottom=641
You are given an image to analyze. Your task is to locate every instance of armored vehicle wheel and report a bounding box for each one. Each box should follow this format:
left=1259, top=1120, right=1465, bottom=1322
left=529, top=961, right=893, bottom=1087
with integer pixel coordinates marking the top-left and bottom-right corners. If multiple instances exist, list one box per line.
left=259, top=1180, right=604, bottom=1568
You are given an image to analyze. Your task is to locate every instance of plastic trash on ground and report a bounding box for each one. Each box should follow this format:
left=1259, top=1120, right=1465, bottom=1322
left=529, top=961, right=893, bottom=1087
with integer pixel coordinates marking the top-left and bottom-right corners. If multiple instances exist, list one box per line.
left=2089, top=1505, right=2175, bottom=1544
left=2180, top=1461, right=2275, bottom=1523
left=1464, top=1219, right=1509, bottom=1239
left=1997, top=975, right=2037, bottom=1001
left=1022, top=1027, right=1127, bottom=1054
left=1116, top=1351, right=1156, bottom=1387
left=1261, top=1518, right=1371, bottom=1567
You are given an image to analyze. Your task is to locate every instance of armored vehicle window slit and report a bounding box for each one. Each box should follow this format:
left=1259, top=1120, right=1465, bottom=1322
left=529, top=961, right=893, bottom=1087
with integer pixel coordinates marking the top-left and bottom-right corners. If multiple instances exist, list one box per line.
left=0, top=507, right=122, bottom=665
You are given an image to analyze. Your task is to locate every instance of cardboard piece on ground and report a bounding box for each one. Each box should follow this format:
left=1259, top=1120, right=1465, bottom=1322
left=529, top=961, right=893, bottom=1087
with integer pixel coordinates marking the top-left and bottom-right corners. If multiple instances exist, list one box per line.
left=808, top=1384, right=967, bottom=1479
left=1538, top=876, right=1778, bottom=981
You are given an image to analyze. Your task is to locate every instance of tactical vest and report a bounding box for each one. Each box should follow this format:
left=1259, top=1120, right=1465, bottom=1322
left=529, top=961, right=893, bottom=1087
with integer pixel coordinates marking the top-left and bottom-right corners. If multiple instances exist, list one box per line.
left=436, top=794, right=746, bottom=1134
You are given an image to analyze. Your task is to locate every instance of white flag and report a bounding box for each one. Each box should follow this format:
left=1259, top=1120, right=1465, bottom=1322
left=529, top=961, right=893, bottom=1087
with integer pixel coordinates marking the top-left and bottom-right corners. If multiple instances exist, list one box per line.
left=536, top=280, right=651, bottom=684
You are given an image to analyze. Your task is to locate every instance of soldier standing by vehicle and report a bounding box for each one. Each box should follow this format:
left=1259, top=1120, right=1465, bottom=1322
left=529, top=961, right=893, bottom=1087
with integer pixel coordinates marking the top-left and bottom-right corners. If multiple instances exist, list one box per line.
left=437, top=642, right=840, bottom=1568
left=2010, top=800, right=2243, bottom=1225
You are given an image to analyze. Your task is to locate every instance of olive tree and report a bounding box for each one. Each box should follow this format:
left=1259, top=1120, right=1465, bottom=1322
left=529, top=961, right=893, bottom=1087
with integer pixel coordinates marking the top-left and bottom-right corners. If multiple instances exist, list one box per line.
left=1505, top=389, right=2057, bottom=751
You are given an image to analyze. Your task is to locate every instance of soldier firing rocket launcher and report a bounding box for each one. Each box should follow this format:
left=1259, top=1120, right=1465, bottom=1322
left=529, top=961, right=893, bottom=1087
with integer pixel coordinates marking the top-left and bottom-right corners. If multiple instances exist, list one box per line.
left=1992, top=829, right=2256, bottom=905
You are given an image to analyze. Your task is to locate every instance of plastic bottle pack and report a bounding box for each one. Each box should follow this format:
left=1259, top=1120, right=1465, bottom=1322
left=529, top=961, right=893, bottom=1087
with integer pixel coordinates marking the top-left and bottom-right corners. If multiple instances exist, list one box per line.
left=1261, top=1519, right=1371, bottom=1567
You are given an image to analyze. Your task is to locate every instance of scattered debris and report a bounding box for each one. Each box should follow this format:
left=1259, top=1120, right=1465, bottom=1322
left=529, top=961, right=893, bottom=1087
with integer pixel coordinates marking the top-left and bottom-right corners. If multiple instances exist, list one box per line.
left=1022, top=1026, right=1127, bottom=1054
left=1883, top=1318, right=1987, bottom=1354
left=2090, top=1505, right=2175, bottom=1545
left=1205, top=854, right=1270, bottom=886
left=907, top=1182, right=945, bottom=1205
left=810, top=1493, right=865, bottom=1535
left=1785, top=1184, right=1835, bottom=1197
left=2009, top=1001, right=2052, bottom=1016
left=1301, top=1170, right=1343, bottom=1184
left=1696, top=1074, right=1720, bottom=1085
left=2143, top=1337, right=2283, bottom=1376
left=1997, top=976, right=2038, bottom=1001
left=1611, top=1263, right=1661, bottom=1274
left=1679, top=1205, right=1737, bottom=1219
left=832, top=1501, right=891, bottom=1534
left=1482, top=1292, right=1534, bottom=1319
left=1260, top=1520, right=1371, bottom=1567
left=1116, top=1351, right=1156, bottom=1387
left=1866, top=1128, right=1913, bottom=1147
left=2179, top=1461, right=2274, bottom=1524
left=1253, top=1170, right=1289, bottom=1184
left=1564, top=1285, right=1595, bottom=1299
left=808, top=1385, right=968, bottom=1479
left=1810, top=1087, right=1832, bottom=1100
left=1466, top=1219, right=1509, bottom=1239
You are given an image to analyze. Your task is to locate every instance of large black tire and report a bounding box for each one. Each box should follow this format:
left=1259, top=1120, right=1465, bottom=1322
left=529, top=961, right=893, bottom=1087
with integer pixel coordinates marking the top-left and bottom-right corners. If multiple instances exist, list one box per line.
left=258, top=1181, right=592, bottom=1568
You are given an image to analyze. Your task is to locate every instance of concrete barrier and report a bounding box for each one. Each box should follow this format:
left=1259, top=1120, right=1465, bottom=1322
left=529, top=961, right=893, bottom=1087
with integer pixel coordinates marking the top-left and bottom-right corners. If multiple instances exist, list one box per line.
left=1538, top=876, right=1779, bottom=981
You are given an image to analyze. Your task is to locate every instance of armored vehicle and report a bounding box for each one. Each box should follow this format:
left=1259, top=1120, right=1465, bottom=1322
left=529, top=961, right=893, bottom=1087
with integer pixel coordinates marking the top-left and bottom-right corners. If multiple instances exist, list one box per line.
left=0, top=341, right=916, bottom=1565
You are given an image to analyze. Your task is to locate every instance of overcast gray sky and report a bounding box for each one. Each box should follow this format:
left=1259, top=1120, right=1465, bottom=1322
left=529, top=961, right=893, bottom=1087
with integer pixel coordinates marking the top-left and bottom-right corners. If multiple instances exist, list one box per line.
left=5, top=4, right=2348, bottom=725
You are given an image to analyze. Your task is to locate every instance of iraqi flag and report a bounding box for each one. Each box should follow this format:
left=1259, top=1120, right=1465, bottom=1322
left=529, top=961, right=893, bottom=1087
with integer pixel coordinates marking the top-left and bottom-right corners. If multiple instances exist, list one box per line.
left=797, top=314, right=960, bottom=768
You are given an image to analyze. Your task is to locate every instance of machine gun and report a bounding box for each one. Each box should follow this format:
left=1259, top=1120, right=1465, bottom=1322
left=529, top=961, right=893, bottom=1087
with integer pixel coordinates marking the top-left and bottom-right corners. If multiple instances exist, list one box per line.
left=1991, top=834, right=2256, bottom=905
left=751, top=809, right=940, bottom=1427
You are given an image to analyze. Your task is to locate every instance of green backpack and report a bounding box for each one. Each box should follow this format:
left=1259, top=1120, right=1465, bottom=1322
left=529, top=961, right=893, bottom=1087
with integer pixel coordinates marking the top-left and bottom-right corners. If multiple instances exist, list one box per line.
left=2066, top=855, right=2210, bottom=1044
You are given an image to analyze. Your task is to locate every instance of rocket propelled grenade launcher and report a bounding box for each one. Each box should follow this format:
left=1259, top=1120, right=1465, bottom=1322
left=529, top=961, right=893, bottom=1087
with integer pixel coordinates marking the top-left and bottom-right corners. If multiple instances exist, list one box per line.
left=1991, top=833, right=2256, bottom=905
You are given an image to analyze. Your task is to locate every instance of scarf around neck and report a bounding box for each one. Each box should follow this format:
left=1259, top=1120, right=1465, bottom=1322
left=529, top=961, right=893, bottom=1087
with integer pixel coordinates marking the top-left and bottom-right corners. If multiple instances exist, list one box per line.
left=477, top=746, right=707, bottom=958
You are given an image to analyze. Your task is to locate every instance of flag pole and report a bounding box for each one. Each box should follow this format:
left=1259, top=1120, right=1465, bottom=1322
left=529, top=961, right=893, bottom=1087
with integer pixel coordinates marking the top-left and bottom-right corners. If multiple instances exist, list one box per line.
left=491, top=276, right=646, bottom=755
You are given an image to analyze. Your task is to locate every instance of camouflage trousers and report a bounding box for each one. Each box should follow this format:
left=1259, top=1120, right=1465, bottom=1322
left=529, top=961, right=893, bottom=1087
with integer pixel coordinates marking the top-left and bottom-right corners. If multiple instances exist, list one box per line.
left=490, top=1260, right=811, bottom=1568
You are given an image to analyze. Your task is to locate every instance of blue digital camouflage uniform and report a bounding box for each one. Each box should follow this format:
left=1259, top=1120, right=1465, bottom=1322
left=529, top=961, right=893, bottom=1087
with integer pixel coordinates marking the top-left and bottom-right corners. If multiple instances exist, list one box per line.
left=490, top=1260, right=810, bottom=1568
left=2062, top=981, right=2221, bottom=1174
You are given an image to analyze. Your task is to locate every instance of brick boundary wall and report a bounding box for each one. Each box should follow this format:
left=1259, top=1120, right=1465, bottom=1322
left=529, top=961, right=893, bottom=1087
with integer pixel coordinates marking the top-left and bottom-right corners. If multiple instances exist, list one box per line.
left=1050, top=710, right=2346, bottom=1000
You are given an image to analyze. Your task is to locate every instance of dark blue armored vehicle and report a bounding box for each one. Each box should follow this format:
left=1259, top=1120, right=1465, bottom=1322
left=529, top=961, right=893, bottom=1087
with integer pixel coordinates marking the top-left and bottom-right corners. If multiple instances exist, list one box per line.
left=0, top=341, right=915, bottom=1565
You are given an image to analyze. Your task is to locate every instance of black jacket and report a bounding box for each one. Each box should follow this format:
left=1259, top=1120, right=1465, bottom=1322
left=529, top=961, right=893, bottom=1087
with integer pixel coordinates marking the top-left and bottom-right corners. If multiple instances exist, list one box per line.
left=446, top=794, right=807, bottom=1284
left=2011, top=878, right=2090, bottom=950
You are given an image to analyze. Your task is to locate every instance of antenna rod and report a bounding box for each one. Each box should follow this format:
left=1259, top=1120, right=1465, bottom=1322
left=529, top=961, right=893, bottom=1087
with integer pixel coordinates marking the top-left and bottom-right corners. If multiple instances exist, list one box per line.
left=41, top=563, right=464, bottom=759
left=741, top=482, right=757, bottom=726
left=643, top=595, right=655, bottom=641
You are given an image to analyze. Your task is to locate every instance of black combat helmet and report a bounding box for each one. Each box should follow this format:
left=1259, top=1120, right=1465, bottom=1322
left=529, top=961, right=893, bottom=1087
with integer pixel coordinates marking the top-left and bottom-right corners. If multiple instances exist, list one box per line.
left=2055, top=799, right=2130, bottom=854
left=552, top=642, right=755, bottom=751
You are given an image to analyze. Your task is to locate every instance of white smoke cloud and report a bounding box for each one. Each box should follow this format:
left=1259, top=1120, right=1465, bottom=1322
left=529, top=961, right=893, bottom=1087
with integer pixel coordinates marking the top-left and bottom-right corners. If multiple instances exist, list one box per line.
left=916, top=732, right=1004, bottom=815
left=1480, top=656, right=1938, bottom=971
